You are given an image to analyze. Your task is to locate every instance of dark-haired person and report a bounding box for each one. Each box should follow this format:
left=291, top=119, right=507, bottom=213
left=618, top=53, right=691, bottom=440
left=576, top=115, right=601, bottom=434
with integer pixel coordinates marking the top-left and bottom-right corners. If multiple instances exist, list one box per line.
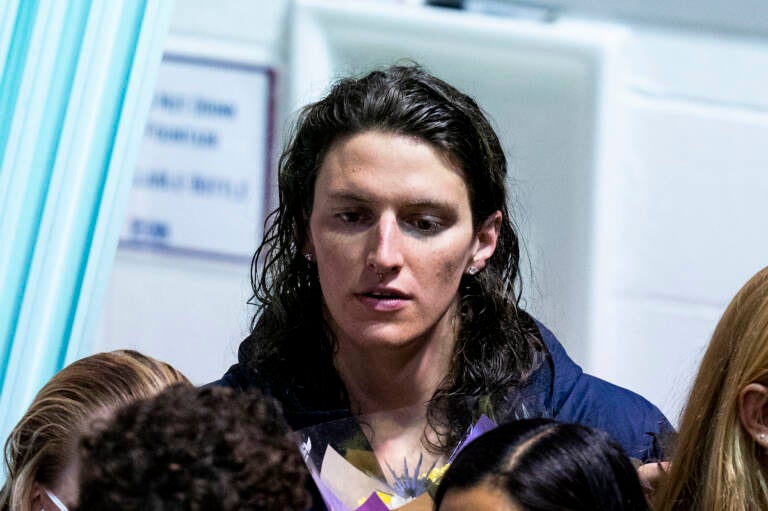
left=435, top=418, right=649, bottom=511
left=214, top=64, right=671, bottom=500
left=76, top=385, right=309, bottom=511
left=1, top=350, right=190, bottom=511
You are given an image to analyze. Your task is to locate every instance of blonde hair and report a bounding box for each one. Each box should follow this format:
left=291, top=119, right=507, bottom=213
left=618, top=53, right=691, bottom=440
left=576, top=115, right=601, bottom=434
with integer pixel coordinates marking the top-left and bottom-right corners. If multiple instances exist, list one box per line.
left=655, top=266, right=768, bottom=511
left=0, top=350, right=190, bottom=511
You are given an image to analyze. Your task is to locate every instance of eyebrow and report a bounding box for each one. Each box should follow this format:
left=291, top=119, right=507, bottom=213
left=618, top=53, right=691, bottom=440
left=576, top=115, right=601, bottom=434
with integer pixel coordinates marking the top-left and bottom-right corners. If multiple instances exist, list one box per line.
left=326, top=191, right=374, bottom=204
left=326, top=191, right=456, bottom=211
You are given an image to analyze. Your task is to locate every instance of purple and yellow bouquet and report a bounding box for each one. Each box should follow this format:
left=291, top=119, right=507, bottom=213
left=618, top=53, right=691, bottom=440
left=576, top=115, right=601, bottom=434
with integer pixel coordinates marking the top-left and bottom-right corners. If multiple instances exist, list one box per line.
left=297, top=412, right=498, bottom=511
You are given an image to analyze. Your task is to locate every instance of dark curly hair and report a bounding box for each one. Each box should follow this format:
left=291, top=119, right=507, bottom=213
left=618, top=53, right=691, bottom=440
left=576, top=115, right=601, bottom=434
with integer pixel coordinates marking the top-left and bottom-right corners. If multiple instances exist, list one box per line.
left=239, top=64, right=543, bottom=453
left=76, top=385, right=309, bottom=511
left=434, top=419, right=649, bottom=511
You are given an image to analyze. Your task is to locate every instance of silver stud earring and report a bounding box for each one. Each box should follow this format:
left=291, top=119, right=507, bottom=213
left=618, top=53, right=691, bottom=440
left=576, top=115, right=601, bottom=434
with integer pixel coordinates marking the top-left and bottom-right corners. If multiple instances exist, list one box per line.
left=304, top=253, right=314, bottom=262
left=759, top=433, right=767, bottom=442
left=467, top=266, right=478, bottom=275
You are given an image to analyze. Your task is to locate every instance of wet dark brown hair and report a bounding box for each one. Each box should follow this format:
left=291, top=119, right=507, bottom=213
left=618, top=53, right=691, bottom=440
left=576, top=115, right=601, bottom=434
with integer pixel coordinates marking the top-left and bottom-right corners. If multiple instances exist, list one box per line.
left=239, top=64, right=543, bottom=452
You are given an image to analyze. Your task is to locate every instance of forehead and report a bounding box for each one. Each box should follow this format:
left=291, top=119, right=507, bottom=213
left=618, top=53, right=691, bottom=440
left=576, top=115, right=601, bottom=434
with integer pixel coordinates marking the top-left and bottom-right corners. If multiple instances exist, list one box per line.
left=314, top=131, right=470, bottom=206
left=440, top=484, right=521, bottom=511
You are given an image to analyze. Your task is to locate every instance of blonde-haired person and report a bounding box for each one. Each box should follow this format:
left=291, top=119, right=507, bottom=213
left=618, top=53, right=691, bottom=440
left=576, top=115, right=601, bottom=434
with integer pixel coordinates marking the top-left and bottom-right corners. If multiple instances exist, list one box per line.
left=0, top=350, right=190, bottom=511
left=654, top=266, right=768, bottom=511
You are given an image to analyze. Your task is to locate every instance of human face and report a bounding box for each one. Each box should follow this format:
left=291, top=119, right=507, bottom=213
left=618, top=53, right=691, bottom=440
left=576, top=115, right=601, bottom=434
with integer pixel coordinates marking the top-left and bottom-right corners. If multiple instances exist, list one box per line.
left=439, top=484, right=522, bottom=511
left=307, top=131, right=500, bottom=354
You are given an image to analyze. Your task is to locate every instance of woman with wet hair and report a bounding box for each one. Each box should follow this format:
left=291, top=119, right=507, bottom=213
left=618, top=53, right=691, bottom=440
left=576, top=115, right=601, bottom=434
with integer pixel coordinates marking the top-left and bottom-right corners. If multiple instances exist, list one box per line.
left=0, top=350, right=189, bottom=511
left=654, top=266, right=768, bottom=511
left=216, top=65, right=670, bottom=503
left=434, top=418, right=649, bottom=511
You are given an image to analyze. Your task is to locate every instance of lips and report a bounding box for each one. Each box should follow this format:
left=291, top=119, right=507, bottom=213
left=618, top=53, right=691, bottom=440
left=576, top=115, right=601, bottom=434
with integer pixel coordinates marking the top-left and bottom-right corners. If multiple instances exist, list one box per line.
left=356, top=287, right=412, bottom=311
left=364, top=289, right=407, bottom=299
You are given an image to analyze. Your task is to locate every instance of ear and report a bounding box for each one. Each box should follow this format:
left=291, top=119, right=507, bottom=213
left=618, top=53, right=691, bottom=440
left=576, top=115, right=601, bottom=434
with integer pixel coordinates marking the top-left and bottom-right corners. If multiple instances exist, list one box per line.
left=31, top=482, right=44, bottom=509
left=467, top=211, right=502, bottom=274
left=738, top=383, right=768, bottom=448
left=302, top=223, right=315, bottom=259
left=303, top=240, right=315, bottom=260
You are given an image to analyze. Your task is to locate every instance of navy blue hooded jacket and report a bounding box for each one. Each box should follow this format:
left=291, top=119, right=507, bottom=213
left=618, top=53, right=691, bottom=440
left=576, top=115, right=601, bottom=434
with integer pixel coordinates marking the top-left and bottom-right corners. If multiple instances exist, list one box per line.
left=215, top=320, right=672, bottom=462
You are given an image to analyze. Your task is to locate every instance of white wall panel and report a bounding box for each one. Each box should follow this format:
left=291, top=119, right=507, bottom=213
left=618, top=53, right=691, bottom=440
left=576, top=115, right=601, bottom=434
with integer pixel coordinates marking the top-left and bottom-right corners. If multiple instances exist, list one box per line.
left=615, top=98, right=768, bottom=304
left=594, top=299, right=724, bottom=424
left=97, top=251, right=251, bottom=384
left=588, top=29, right=768, bottom=423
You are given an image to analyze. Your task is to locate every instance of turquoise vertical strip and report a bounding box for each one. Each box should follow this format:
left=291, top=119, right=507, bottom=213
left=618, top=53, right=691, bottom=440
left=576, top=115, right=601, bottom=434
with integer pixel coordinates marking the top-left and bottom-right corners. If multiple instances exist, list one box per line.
left=55, top=0, right=148, bottom=369
left=0, top=0, right=21, bottom=70
left=15, top=0, right=95, bottom=379
left=0, top=0, right=175, bottom=451
left=0, top=0, right=37, bottom=165
left=0, top=0, right=72, bottom=396
left=66, top=0, right=174, bottom=363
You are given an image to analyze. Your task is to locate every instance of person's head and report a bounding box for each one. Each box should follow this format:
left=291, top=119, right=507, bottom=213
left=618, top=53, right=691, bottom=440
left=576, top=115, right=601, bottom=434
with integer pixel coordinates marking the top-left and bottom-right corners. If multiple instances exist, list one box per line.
left=261, top=63, right=517, bottom=316
left=280, top=63, right=516, bottom=289
left=434, top=419, right=648, bottom=511
left=0, top=350, right=190, bottom=511
left=654, top=265, right=768, bottom=511
left=76, top=385, right=309, bottom=511
left=245, top=64, right=541, bottom=449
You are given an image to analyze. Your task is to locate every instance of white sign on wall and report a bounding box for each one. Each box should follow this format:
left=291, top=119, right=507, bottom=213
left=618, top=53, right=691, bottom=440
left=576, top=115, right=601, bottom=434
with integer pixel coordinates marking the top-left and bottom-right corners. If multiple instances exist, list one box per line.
left=120, top=54, right=274, bottom=262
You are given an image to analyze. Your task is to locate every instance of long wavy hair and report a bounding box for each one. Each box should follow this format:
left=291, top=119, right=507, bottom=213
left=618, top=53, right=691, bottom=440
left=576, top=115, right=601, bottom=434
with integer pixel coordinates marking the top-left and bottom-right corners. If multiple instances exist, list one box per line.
left=654, top=265, right=768, bottom=511
left=0, top=350, right=190, bottom=511
left=238, top=64, right=543, bottom=453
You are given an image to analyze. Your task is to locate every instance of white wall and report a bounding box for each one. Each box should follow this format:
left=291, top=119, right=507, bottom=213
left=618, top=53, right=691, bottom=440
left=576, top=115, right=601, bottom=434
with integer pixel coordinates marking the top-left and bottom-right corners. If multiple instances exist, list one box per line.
left=94, top=0, right=768, bottom=421
left=590, top=29, right=768, bottom=422
left=92, top=0, right=290, bottom=385
left=95, top=252, right=253, bottom=385
left=544, top=0, right=768, bottom=36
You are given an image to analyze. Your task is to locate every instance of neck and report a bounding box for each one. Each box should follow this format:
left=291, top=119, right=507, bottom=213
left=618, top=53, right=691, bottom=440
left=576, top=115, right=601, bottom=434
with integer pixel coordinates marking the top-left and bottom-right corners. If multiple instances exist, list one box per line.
left=333, top=322, right=456, bottom=417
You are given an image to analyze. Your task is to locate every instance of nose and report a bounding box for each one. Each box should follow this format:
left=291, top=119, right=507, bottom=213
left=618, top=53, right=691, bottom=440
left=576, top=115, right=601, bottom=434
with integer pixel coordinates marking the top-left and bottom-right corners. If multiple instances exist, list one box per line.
left=366, top=213, right=404, bottom=278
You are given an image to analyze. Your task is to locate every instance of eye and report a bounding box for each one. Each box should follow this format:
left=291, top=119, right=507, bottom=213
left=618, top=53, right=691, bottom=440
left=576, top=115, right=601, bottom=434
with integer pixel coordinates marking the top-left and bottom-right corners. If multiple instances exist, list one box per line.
left=410, top=216, right=442, bottom=234
left=337, top=211, right=361, bottom=223
left=334, top=209, right=371, bottom=226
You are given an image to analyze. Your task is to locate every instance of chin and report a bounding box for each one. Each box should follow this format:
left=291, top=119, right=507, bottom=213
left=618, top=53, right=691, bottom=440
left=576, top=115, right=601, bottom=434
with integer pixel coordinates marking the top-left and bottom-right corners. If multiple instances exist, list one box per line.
left=344, top=323, right=428, bottom=350
left=353, top=333, right=413, bottom=349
